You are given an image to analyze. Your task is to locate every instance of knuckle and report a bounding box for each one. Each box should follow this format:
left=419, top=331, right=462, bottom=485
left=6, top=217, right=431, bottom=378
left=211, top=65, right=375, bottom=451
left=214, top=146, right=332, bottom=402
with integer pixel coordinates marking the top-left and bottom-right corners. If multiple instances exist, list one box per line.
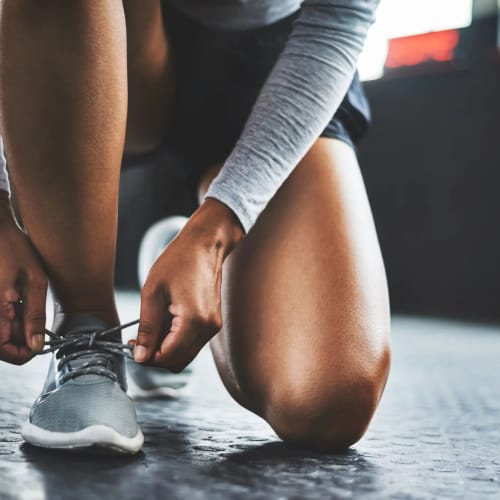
left=25, top=313, right=46, bottom=324
left=137, top=320, right=155, bottom=338
left=141, top=284, right=159, bottom=302
left=192, top=310, right=222, bottom=333
left=204, top=312, right=223, bottom=334
left=210, top=314, right=223, bottom=332
left=1, top=289, right=20, bottom=303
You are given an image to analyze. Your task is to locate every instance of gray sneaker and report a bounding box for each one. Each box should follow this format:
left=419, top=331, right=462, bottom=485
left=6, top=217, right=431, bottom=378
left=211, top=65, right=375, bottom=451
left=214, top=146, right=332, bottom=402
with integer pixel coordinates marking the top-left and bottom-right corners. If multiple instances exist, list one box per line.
left=21, top=315, right=144, bottom=455
left=126, top=359, right=193, bottom=399
left=129, top=215, right=192, bottom=399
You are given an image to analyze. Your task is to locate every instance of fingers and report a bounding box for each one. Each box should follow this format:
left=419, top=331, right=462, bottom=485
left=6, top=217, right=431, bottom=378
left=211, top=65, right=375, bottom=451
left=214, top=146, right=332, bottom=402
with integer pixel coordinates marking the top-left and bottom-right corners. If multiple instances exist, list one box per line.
left=0, top=314, right=33, bottom=365
left=0, top=300, right=16, bottom=322
left=0, top=293, right=18, bottom=340
left=0, top=290, right=31, bottom=364
left=23, top=274, right=48, bottom=352
left=0, top=341, right=33, bottom=365
left=135, top=284, right=166, bottom=363
left=151, top=308, right=222, bottom=372
left=152, top=316, right=197, bottom=372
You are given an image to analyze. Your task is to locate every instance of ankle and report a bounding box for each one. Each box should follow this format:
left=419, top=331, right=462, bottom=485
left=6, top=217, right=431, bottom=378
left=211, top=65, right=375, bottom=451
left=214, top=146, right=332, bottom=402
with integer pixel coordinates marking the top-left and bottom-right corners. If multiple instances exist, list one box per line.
left=52, top=307, right=120, bottom=335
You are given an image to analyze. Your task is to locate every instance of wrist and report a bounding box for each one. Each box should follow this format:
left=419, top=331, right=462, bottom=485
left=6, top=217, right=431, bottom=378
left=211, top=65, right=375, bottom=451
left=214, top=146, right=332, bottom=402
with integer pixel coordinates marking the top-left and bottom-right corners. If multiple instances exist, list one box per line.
left=189, top=198, right=244, bottom=257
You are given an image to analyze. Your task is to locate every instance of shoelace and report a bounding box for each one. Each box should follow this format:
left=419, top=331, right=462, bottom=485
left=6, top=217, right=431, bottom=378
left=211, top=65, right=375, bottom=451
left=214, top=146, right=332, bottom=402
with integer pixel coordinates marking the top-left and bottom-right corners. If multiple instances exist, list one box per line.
left=36, top=319, right=140, bottom=384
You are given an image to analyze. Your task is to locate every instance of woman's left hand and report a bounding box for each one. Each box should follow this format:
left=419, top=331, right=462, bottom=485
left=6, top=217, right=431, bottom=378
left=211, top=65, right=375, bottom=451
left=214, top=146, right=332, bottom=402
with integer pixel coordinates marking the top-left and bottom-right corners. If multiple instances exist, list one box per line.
left=132, top=198, right=243, bottom=371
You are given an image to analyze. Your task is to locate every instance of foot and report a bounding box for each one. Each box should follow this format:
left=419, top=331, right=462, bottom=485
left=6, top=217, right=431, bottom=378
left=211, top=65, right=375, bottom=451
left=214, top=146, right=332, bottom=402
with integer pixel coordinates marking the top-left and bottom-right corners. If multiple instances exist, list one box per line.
left=130, top=215, right=192, bottom=399
left=21, top=314, right=144, bottom=455
left=126, top=359, right=193, bottom=399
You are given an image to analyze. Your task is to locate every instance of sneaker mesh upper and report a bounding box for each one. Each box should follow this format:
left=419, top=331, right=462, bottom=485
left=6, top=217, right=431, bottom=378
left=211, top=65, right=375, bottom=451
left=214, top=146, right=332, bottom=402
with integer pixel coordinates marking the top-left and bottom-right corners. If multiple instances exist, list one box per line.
left=30, top=378, right=139, bottom=437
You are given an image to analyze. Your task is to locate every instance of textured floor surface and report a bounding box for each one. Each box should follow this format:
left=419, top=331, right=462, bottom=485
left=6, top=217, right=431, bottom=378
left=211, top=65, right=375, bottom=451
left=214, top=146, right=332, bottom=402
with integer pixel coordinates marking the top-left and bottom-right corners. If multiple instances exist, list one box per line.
left=0, top=292, right=499, bottom=500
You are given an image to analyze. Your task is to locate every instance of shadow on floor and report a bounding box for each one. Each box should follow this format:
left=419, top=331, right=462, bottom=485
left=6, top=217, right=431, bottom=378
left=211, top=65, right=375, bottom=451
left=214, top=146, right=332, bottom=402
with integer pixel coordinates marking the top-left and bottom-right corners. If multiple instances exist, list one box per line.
left=20, top=433, right=379, bottom=499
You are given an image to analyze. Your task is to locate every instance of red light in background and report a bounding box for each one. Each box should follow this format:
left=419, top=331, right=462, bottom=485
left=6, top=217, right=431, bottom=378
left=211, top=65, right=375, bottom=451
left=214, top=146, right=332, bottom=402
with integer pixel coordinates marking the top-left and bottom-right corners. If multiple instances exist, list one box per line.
left=386, top=30, right=460, bottom=68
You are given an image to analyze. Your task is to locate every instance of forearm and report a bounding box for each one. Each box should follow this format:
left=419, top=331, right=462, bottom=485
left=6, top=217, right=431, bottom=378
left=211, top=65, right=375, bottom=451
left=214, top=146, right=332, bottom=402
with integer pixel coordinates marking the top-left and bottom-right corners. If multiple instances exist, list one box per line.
left=206, top=0, right=379, bottom=233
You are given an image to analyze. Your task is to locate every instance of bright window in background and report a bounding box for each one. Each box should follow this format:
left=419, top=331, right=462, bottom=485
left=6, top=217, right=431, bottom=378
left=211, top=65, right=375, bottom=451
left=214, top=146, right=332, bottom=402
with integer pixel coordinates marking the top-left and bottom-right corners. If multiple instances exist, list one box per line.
left=358, top=0, right=474, bottom=81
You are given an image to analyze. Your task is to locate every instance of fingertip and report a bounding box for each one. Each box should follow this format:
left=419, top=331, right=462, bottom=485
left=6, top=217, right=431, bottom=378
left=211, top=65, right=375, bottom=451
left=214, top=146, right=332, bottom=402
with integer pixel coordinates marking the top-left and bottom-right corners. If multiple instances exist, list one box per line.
left=133, top=345, right=148, bottom=363
left=30, top=333, right=45, bottom=353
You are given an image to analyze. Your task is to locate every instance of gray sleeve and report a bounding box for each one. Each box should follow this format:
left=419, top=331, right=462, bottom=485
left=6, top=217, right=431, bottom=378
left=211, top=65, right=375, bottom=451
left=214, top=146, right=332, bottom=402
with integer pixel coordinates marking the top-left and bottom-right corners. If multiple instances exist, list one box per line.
left=204, top=0, right=379, bottom=233
left=0, top=135, right=10, bottom=194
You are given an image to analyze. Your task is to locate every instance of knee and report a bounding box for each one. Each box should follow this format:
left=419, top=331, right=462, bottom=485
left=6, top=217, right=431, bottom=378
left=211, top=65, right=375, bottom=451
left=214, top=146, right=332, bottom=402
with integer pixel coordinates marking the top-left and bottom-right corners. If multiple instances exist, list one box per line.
left=263, top=344, right=391, bottom=451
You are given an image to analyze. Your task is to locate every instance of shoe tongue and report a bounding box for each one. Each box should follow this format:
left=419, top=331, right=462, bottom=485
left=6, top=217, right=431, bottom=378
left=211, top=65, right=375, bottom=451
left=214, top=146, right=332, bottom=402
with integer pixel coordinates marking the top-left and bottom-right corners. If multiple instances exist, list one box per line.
left=62, top=313, right=110, bottom=336
left=61, top=313, right=122, bottom=342
left=60, top=314, right=120, bottom=382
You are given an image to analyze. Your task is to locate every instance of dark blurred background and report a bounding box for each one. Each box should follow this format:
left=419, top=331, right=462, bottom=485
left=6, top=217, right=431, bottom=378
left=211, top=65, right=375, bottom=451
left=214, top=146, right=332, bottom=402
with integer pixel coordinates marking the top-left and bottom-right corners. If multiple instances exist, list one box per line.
left=116, top=0, right=500, bottom=323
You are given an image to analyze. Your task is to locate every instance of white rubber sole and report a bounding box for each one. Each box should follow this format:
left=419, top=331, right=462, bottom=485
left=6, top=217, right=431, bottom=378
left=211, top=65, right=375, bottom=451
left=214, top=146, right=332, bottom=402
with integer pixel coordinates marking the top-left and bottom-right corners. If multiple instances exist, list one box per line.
left=21, top=422, right=144, bottom=455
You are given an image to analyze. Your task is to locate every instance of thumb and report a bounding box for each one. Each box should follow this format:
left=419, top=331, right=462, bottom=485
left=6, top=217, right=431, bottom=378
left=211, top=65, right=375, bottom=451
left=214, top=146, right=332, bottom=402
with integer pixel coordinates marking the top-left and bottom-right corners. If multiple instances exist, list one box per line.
left=135, top=284, right=166, bottom=363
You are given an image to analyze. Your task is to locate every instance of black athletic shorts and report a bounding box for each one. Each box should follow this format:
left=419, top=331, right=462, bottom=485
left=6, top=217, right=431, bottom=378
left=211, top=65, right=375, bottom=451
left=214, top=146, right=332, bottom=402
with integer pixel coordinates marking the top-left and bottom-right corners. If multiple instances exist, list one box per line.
left=124, top=2, right=371, bottom=190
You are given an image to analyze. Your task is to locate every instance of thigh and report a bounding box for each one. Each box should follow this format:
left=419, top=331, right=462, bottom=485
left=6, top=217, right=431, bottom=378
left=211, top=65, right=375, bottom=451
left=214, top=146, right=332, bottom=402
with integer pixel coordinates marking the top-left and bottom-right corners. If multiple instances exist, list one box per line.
left=122, top=0, right=174, bottom=154
left=200, top=138, right=391, bottom=447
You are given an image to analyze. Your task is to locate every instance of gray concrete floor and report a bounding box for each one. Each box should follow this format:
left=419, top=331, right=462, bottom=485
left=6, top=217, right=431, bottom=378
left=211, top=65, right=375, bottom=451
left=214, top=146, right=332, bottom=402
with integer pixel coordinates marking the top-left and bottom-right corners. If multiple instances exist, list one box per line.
left=1, top=292, right=499, bottom=499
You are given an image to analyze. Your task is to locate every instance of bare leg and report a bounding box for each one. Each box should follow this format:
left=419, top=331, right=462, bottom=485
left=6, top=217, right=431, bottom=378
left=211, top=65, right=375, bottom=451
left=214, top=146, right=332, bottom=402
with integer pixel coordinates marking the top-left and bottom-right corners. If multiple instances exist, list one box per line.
left=199, top=138, right=391, bottom=450
left=0, top=1, right=170, bottom=332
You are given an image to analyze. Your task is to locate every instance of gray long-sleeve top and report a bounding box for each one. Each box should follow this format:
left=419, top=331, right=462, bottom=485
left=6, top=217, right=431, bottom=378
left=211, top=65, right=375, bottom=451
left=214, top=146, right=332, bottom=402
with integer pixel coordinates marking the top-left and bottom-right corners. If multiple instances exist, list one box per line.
left=0, top=0, right=379, bottom=233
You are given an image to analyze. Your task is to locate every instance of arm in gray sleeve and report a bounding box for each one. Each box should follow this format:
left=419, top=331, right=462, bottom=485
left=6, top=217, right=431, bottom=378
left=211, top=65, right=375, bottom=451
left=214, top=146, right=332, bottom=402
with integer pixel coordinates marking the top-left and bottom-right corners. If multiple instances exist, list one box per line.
left=0, top=134, right=10, bottom=194
left=205, top=0, right=379, bottom=233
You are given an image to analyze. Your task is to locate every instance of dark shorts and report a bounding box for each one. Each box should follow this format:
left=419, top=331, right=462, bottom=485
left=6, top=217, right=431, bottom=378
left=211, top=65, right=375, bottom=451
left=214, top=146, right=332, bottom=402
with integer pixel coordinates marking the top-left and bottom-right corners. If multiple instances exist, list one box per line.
left=124, top=2, right=371, bottom=191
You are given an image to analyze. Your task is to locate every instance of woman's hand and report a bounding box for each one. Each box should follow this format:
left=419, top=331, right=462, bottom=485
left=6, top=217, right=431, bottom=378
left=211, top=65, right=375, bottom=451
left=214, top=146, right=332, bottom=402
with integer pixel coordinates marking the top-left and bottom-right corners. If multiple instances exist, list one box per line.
left=0, top=193, right=47, bottom=364
left=133, top=198, right=243, bottom=371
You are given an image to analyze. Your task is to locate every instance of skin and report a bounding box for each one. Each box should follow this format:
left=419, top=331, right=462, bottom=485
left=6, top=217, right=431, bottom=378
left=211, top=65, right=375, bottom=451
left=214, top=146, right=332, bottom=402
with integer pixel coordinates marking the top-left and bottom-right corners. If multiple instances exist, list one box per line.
left=0, top=0, right=390, bottom=449
left=199, top=143, right=391, bottom=448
